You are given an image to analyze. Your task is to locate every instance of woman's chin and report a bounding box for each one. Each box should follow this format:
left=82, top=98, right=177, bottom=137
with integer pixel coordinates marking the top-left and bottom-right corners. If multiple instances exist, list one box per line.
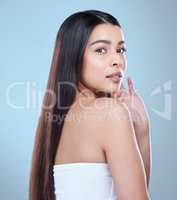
left=106, top=83, right=121, bottom=95
left=96, top=86, right=120, bottom=98
left=94, top=82, right=121, bottom=98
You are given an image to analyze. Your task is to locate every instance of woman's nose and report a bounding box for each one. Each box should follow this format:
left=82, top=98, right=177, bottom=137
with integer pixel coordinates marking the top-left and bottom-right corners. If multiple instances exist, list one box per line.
left=110, top=55, right=124, bottom=69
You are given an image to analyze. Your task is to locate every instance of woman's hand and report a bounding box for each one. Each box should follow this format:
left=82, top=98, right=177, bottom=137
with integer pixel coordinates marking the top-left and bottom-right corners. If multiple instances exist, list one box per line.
left=113, top=77, right=150, bottom=134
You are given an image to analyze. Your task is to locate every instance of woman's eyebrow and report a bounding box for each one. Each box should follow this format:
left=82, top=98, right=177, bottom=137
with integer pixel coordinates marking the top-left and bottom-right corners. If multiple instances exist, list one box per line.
left=89, top=39, right=125, bottom=47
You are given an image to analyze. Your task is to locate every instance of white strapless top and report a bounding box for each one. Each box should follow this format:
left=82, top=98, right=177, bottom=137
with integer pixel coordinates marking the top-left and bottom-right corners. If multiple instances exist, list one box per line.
left=53, top=162, right=118, bottom=200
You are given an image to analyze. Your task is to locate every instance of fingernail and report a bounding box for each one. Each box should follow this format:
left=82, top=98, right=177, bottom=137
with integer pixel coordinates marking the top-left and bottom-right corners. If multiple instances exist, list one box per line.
left=127, top=77, right=131, bottom=85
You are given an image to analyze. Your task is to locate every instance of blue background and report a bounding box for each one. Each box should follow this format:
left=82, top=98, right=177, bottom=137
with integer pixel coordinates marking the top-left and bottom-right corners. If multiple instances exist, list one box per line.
left=0, top=0, right=177, bottom=199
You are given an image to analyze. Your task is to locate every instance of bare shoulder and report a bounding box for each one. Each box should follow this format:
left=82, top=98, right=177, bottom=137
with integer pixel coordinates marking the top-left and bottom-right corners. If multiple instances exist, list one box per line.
left=78, top=97, right=131, bottom=145
left=87, top=97, right=129, bottom=117
left=88, top=97, right=133, bottom=146
left=88, top=97, right=150, bottom=199
left=72, top=96, right=129, bottom=138
left=80, top=97, right=130, bottom=131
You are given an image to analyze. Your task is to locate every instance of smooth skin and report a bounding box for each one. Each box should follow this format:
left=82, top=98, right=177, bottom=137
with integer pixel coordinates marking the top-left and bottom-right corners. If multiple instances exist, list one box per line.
left=79, top=24, right=150, bottom=200
left=55, top=23, right=151, bottom=200
left=96, top=97, right=150, bottom=200
left=80, top=23, right=151, bottom=192
left=114, top=77, right=152, bottom=188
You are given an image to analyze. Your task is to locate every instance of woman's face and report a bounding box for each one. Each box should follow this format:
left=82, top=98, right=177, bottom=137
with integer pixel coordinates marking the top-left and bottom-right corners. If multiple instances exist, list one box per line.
left=81, top=23, right=127, bottom=96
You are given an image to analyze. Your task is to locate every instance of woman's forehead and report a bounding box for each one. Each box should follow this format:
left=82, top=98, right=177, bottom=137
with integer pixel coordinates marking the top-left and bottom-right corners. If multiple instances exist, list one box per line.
left=87, top=24, right=125, bottom=46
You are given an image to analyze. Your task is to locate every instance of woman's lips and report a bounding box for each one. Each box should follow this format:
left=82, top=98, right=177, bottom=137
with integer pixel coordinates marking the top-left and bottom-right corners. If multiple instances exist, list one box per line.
left=106, top=71, right=123, bottom=83
left=106, top=75, right=122, bottom=83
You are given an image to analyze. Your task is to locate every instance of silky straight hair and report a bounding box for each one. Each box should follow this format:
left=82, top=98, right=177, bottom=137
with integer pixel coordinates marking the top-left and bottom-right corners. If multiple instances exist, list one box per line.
left=29, top=10, right=121, bottom=200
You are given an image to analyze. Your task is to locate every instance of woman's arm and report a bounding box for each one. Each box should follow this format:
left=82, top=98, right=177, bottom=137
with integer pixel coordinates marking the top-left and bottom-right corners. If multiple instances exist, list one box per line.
left=97, top=98, right=151, bottom=200
left=133, top=121, right=152, bottom=189
left=113, top=77, right=152, bottom=189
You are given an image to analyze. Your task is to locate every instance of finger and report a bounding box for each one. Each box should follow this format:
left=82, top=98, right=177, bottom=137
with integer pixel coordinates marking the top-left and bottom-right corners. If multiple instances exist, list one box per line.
left=127, top=76, right=136, bottom=95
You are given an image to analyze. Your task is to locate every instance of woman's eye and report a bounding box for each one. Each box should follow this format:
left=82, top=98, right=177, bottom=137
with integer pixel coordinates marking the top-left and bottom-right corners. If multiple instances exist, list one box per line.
left=95, top=47, right=127, bottom=55
left=95, top=48, right=107, bottom=54
left=117, top=47, right=127, bottom=54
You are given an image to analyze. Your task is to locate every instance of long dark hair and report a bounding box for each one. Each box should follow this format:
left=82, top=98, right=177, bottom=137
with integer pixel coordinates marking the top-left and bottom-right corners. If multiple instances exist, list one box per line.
left=29, top=9, right=121, bottom=200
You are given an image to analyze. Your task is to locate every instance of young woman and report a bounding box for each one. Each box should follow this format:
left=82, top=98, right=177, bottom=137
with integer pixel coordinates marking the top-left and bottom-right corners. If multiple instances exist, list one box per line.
left=29, top=10, right=152, bottom=200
